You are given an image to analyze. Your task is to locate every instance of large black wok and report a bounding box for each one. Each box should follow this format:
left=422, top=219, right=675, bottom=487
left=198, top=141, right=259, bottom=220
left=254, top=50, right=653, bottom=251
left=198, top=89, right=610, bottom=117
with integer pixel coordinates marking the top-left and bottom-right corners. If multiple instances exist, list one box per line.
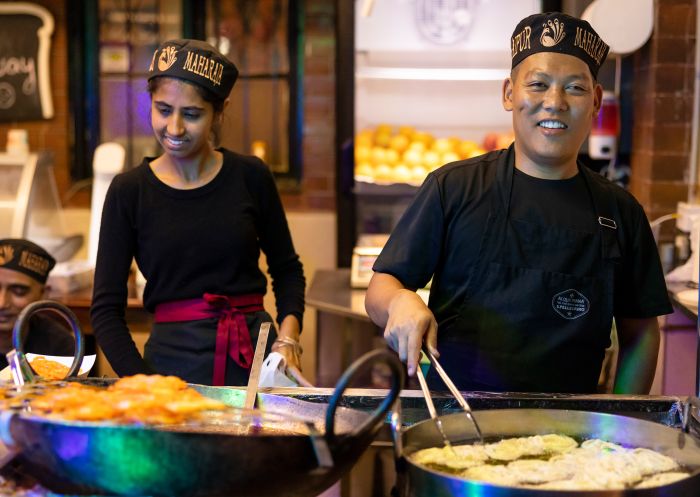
left=0, top=348, right=404, bottom=497
left=395, top=407, right=700, bottom=496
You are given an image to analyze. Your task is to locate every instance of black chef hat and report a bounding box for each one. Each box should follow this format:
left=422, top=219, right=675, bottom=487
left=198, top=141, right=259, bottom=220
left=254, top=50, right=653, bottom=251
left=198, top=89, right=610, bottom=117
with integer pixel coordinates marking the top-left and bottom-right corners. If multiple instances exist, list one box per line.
left=0, top=239, right=55, bottom=284
left=511, top=12, right=610, bottom=79
left=148, top=39, right=239, bottom=100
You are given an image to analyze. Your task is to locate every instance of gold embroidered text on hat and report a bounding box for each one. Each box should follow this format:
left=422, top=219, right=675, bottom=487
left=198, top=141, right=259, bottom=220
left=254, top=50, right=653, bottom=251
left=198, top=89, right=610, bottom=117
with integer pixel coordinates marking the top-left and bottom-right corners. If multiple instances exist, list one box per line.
left=0, top=239, right=55, bottom=284
left=148, top=39, right=239, bottom=100
left=511, top=12, right=610, bottom=79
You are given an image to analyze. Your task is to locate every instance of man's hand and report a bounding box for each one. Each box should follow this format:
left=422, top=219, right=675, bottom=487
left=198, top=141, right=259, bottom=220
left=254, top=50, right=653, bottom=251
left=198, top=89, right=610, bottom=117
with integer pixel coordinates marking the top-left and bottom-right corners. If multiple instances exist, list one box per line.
left=365, top=272, right=438, bottom=376
left=385, top=289, right=438, bottom=376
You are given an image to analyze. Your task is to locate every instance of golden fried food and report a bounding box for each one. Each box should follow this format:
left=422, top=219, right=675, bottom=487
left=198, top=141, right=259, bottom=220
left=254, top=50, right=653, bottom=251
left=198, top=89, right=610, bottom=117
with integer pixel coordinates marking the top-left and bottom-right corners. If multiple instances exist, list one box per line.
left=411, top=444, right=487, bottom=470
left=506, top=459, right=573, bottom=485
left=579, top=438, right=625, bottom=453
left=484, top=434, right=577, bottom=461
left=29, top=356, right=70, bottom=380
left=540, top=433, right=579, bottom=454
left=462, top=465, right=519, bottom=486
left=630, top=448, right=680, bottom=476
left=27, top=374, right=226, bottom=425
left=112, top=374, right=188, bottom=393
left=635, top=472, right=690, bottom=489
left=410, top=435, right=689, bottom=490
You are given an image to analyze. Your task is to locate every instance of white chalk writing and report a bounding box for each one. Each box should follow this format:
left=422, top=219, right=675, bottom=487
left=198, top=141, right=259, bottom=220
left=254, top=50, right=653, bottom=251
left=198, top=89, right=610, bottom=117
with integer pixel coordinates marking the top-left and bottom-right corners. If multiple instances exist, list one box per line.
left=0, top=57, right=36, bottom=95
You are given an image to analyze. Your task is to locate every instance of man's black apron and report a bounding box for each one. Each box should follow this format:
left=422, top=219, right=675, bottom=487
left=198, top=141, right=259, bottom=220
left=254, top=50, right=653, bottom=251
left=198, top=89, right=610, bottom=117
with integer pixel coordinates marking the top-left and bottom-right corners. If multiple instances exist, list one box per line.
left=429, top=147, right=621, bottom=393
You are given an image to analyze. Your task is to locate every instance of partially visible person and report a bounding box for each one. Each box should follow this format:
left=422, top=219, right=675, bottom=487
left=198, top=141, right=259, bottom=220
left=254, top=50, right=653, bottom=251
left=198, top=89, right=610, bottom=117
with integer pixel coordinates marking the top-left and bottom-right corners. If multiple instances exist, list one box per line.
left=0, top=238, right=75, bottom=368
left=90, top=39, right=305, bottom=386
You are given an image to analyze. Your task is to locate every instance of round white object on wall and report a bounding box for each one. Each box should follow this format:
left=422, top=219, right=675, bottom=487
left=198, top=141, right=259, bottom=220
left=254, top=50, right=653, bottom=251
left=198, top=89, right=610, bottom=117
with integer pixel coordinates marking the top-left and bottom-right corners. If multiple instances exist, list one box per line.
left=582, top=0, right=654, bottom=55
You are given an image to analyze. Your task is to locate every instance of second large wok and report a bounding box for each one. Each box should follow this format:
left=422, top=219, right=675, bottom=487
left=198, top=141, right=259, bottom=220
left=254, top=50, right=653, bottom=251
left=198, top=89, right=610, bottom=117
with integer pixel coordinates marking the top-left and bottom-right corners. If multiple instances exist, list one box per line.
left=0, top=349, right=404, bottom=497
left=396, top=408, right=700, bottom=496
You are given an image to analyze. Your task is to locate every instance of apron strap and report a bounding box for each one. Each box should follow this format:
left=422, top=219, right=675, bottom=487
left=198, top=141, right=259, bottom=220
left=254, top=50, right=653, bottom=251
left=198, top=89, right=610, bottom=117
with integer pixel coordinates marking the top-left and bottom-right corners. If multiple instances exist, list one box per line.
left=492, top=148, right=622, bottom=263
left=580, top=165, right=622, bottom=263
left=154, top=294, right=265, bottom=386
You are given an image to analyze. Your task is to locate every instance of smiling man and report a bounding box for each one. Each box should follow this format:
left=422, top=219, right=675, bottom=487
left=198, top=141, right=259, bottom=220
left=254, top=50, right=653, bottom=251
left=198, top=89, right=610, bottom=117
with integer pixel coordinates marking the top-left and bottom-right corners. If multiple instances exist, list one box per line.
left=365, top=12, right=672, bottom=394
left=0, top=239, right=75, bottom=368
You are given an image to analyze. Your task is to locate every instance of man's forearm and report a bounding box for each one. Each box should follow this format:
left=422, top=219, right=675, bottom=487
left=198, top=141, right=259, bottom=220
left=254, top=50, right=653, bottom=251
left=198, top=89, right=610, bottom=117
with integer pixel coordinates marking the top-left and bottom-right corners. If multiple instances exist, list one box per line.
left=365, top=272, right=406, bottom=327
left=613, top=317, right=660, bottom=394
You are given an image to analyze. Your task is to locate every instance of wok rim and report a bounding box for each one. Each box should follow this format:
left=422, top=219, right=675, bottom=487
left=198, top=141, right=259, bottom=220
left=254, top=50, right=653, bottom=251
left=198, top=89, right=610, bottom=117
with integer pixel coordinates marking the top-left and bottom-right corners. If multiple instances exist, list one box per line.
left=10, top=403, right=369, bottom=437
left=5, top=378, right=374, bottom=436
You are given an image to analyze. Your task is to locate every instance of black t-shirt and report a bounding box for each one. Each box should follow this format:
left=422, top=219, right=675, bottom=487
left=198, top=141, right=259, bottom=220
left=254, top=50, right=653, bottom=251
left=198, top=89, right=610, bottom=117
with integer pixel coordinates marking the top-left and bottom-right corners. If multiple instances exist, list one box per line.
left=511, top=168, right=595, bottom=232
left=0, top=314, right=76, bottom=370
left=374, top=149, right=672, bottom=328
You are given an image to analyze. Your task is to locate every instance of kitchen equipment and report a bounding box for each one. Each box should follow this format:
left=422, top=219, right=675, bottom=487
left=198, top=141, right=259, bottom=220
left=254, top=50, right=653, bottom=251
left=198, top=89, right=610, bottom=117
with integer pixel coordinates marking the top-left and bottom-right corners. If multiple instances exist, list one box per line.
left=415, top=348, right=483, bottom=450
left=350, top=233, right=389, bottom=288
left=415, top=365, right=453, bottom=451
left=0, top=348, right=404, bottom=497
left=424, top=348, right=483, bottom=443
left=88, top=142, right=125, bottom=266
left=393, top=407, right=700, bottom=496
left=589, top=91, right=620, bottom=160
left=243, top=321, right=271, bottom=409
left=10, top=300, right=85, bottom=381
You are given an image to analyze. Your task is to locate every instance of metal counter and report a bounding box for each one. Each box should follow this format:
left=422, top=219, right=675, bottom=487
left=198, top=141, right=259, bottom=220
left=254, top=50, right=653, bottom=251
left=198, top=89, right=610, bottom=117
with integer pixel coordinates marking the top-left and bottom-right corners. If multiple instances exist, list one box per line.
left=667, top=280, right=698, bottom=321
left=194, top=385, right=686, bottom=428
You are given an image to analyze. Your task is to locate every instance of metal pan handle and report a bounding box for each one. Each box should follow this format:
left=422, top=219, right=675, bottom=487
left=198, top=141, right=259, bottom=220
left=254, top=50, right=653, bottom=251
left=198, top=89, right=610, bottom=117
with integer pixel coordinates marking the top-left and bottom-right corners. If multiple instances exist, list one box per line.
left=325, top=348, right=404, bottom=442
left=12, top=300, right=85, bottom=378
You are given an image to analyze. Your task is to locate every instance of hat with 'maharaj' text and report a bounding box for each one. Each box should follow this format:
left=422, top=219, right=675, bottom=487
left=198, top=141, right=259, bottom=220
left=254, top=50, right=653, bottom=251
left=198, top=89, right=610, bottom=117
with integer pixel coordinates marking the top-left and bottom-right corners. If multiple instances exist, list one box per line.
left=511, top=12, right=610, bottom=79
left=148, top=39, right=239, bottom=99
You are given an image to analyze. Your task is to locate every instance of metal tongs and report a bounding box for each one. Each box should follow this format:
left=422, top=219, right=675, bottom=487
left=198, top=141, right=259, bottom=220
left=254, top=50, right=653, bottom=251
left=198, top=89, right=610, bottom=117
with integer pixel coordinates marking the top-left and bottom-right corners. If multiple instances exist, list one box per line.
left=415, top=346, right=484, bottom=450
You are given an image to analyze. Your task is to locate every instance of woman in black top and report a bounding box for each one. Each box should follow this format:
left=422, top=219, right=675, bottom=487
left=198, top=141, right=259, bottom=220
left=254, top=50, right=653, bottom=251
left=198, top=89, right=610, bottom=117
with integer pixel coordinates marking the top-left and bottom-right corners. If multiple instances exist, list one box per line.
left=90, top=39, right=305, bottom=386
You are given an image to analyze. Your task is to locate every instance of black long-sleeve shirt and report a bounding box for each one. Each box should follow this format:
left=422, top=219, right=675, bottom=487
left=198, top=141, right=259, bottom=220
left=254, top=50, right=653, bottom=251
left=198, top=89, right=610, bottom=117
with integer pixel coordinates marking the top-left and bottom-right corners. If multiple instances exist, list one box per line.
left=90, top=149, right=305, bottom=376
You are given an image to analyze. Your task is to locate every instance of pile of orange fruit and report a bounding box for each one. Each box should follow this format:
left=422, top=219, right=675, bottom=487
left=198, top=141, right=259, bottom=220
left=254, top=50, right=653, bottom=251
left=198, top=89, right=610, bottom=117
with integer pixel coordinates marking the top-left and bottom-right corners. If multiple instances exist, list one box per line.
left=354, top=124, right=514, bottom=185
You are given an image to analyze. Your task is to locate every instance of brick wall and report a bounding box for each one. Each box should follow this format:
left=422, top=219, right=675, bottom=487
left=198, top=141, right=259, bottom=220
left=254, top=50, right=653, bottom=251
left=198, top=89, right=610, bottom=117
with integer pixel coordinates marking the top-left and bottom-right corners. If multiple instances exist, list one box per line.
left=0, top=0, right=337, bottom=213
left=0, top=0, right=74, bottom=206
left=630, top=0, right=697, bottom=236
left=281, top=0, right=337, bottom=211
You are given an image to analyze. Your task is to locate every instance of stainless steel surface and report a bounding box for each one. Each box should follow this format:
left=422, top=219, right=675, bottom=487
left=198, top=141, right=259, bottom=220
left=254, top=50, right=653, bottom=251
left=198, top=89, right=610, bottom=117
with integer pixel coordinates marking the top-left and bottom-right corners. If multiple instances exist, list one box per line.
left=244, top=321, right=271, bottom=410
left=423, top=347, right=484, bottom=444
left=306, top=268, right=371, bottom=321
left=400, top=408, right=700, bottom=496
left=415, top=365, right=453, bottom=451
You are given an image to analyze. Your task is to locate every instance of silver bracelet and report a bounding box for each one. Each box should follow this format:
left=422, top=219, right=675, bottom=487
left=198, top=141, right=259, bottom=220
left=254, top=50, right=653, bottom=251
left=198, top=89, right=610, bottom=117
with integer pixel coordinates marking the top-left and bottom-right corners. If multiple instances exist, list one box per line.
left=273, top=336, right=303, bottom=355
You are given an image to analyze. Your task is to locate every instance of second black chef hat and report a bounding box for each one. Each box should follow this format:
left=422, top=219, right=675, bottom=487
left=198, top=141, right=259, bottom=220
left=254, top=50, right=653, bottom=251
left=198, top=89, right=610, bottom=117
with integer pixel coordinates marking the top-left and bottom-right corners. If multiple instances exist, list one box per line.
left=0, top=238, right=55, bottom=284
left=148, top=39, right=239, bottom=100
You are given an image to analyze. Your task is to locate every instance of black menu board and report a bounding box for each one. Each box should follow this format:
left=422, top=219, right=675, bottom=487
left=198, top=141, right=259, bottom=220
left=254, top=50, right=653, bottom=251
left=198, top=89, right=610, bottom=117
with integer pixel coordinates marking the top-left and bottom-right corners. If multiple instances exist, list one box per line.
left=0, top=4, right=54, bottom=122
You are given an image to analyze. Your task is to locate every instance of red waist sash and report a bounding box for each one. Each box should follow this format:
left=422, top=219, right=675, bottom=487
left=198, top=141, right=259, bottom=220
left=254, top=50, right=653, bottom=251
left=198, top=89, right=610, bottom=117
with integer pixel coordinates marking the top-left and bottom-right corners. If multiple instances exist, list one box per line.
left=154, top=293, right=264, bottom=386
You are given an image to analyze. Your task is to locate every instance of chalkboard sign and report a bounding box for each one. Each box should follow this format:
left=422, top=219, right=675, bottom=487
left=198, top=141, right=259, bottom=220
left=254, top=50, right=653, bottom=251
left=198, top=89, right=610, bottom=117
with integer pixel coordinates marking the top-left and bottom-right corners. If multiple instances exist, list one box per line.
left=0, top=3, right=54, bottom=122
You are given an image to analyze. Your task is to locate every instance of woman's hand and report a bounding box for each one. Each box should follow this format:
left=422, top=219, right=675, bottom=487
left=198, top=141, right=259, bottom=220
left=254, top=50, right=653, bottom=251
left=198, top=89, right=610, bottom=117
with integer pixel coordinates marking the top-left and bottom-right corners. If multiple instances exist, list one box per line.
left=271, top=314, right=302, bottom=370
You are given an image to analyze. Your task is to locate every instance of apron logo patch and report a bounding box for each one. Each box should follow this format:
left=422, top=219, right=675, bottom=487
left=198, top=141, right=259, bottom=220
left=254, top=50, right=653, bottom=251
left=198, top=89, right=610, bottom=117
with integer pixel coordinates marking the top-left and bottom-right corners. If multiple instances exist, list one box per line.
left=552, top=289, right=590, bottom=320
